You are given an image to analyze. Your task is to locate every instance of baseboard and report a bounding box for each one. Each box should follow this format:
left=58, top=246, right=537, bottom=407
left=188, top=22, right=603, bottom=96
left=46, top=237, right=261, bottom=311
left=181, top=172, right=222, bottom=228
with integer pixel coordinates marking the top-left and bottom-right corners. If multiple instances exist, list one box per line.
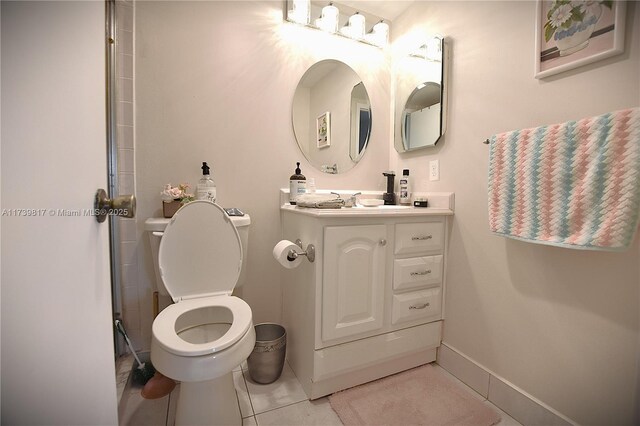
left=437, top=343, right=576, bottom=426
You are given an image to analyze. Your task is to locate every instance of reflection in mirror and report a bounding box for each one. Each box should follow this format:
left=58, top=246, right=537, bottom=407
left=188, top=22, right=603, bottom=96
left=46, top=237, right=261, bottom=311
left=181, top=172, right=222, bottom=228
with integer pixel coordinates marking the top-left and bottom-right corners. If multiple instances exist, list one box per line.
left=350, top=82, right=371, bottom=162
left=394, top=36, right=446, bottom=153
left=292, top=60, right=372, bottom=174
left=402, top=82, right=441, bottom=150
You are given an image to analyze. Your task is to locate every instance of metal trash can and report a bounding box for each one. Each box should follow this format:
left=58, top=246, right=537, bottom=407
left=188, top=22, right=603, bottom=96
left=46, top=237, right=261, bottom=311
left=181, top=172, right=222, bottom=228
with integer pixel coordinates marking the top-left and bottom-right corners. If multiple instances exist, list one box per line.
left=247, top=323, right=286, bottom=384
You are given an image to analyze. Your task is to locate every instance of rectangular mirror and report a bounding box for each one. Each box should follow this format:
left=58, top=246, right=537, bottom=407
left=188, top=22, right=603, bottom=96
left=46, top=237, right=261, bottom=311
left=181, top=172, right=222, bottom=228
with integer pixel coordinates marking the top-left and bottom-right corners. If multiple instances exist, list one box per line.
left=394, top=36, right=448, bottom=153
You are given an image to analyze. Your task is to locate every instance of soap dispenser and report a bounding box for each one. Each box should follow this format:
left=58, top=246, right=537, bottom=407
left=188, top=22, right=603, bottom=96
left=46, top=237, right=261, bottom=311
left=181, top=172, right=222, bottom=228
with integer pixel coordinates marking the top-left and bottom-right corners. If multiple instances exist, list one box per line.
left=196, top=162, right=216, bottom=202
left=383, top=171, right=396, bottom=205
left=289, top=162, right=306, bottom=205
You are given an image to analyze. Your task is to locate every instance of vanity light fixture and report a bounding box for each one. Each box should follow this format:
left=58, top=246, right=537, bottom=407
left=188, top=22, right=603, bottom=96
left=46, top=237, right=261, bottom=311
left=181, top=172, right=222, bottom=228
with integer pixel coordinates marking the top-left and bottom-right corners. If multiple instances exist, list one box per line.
left=285, top=0, right=389, bottom=49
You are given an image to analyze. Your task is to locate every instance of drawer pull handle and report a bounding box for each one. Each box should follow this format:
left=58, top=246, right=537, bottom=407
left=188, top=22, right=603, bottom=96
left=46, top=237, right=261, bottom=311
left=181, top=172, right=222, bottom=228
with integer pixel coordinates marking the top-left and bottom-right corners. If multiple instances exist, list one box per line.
left=409, top=302, right=430, bottom=310
left=412, top=235, right=432, bottom=241
left=411, top=270, right=432, bottom=276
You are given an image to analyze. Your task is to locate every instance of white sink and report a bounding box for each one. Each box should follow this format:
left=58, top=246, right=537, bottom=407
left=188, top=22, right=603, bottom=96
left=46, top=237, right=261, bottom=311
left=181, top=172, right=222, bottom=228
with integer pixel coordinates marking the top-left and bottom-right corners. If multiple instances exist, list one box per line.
left=354, top=204, right=412, bottom=209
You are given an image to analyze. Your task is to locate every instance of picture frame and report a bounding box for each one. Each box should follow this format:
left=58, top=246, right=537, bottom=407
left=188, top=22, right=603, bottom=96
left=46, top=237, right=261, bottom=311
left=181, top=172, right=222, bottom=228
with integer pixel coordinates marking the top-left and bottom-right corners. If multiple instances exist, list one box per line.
left=317, top=111, right=331, bottom=149
left=534, top=0, right=626, bottom=79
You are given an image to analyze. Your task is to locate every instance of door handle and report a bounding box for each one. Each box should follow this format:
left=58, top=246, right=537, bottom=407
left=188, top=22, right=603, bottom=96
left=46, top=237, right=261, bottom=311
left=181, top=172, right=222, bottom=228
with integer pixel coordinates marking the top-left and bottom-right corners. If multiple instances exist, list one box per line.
left=94, top=189, right=136, bottom=223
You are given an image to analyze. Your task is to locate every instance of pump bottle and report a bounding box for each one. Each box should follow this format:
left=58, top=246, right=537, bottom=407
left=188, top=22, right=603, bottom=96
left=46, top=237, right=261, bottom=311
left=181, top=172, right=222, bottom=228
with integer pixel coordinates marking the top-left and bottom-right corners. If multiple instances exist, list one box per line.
left=289, top=162, right=306, bottom=205
left=399, top=169, right=411, bottom=204
left=196, top=162, right=217, bottom=202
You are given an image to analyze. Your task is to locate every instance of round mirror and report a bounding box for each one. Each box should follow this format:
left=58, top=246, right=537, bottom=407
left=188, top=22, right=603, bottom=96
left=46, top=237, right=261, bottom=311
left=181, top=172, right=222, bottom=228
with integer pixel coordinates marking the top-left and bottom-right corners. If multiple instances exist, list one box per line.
left=401, top=82, right=442, bottom=150
left=292, top=60, right=372, bottom=174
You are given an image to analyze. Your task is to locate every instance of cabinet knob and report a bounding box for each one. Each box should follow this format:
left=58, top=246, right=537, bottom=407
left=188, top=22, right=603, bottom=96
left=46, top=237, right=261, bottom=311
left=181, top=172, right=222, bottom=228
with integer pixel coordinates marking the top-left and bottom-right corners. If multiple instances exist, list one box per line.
left=379, top=239, right=387, bottom=246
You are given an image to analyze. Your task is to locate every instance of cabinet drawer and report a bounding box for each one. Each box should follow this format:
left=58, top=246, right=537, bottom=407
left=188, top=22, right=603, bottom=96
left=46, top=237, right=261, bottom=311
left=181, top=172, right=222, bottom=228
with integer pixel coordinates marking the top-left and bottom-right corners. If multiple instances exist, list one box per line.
left=393, top=255, right=443, bottom=291
left=392, top=288, right=442, bottom=325
left=394, top=222, right=443, bottom=255
left=313, top=321, right=442, bottom=382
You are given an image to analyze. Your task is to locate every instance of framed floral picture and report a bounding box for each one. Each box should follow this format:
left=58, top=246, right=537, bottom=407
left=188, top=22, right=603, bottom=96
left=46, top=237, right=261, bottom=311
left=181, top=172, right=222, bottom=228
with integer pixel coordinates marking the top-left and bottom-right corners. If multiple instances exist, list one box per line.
left=317, top=111, right=331, bottom=149
left=534, top=0, right=626, bottom=79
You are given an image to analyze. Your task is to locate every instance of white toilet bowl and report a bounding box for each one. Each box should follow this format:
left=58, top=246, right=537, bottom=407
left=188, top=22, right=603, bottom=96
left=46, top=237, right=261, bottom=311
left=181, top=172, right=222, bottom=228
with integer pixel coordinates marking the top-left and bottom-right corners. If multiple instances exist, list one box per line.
left=149, top=201, right=254, bottom=426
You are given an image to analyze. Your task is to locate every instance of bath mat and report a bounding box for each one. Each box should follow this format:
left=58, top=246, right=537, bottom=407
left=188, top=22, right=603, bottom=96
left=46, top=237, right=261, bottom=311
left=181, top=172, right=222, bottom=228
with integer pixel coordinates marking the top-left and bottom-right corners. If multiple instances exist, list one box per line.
left=329, top=364, right=500, bottom=426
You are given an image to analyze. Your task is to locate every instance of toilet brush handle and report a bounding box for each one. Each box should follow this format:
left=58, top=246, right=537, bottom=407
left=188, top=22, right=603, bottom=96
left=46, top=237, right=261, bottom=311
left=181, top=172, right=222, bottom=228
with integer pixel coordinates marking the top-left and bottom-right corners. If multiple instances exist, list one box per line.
left=115, top=319, right=144, bottom=368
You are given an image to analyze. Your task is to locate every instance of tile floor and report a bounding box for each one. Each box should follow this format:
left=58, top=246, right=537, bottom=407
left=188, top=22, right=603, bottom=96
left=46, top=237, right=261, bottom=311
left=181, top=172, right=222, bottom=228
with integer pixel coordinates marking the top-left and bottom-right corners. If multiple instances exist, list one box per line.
left=119, top=361, right=522, bottom=425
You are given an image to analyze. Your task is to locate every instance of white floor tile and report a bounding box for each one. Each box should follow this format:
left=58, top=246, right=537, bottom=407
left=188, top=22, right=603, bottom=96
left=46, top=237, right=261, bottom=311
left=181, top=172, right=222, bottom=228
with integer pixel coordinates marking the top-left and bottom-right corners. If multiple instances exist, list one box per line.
left=234, top=360, right=248, bottom=372
left=166, top=385, right=179, bottom=426
left=242, top=415, right=257, bottom=426
left=244, top=362, right=308, bottom=414
left=234, top=370, right=254, bottom=418
left=119, top=388, right=170, bottom=426
left=255, top=399, right=343, bottom=426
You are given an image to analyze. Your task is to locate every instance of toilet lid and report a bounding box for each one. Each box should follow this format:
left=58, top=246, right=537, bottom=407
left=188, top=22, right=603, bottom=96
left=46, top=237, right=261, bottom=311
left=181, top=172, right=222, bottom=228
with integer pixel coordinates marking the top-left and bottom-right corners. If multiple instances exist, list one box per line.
left=159, top=201, right=242, bottom=302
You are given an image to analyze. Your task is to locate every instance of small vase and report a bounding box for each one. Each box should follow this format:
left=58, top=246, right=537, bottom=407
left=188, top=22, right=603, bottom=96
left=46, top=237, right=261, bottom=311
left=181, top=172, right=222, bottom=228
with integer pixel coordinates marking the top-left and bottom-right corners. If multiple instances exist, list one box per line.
left=162, top=200, right=182, bottom=218
left=554, top=3, right=602, bottom=56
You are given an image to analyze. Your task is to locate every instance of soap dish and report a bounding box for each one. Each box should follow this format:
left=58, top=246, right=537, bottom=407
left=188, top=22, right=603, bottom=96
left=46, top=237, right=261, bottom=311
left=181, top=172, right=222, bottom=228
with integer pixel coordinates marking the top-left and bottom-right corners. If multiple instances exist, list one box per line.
left=359, top=198, right=384, bottom=207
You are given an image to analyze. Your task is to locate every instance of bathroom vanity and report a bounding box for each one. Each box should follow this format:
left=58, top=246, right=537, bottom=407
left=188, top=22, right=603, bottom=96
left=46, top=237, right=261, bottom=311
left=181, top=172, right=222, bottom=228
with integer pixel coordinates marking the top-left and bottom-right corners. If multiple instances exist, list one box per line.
left=279, top=191, right=454, bottom=399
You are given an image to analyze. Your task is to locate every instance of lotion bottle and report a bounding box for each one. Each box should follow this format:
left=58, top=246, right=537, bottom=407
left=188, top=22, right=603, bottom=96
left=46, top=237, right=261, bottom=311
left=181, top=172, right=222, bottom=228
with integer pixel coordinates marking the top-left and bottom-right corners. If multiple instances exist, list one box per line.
left=399, top=169, right=411, bottom=205
left=289, top=162, right=306, bottom=205
left=196, top=162, right=217, bottom=202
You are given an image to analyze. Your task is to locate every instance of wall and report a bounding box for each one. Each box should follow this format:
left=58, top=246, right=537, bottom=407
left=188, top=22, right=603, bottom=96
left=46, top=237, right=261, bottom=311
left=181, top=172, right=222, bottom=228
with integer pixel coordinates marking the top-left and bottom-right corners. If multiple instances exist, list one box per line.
left=390, top=2, right=640, bottom=425
left=113, top=0, right=141, bottom=351
left=134, top=1, right=390, bottom=347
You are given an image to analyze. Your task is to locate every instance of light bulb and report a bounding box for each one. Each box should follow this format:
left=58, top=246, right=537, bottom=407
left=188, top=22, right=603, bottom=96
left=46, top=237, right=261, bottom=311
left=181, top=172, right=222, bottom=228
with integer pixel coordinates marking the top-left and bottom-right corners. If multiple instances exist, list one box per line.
left=366, top=20, right=388, bottom=47
left=288, top=0, right=310, bottom=25
left=321, top=3, right=339, bottom=33
left=348, top=12, right=365, bottom=40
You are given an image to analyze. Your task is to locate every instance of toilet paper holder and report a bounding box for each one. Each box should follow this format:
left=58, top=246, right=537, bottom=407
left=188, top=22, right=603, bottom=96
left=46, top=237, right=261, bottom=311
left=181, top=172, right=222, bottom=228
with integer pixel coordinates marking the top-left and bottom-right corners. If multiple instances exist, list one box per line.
left=287, top=239, right=315, bottom=263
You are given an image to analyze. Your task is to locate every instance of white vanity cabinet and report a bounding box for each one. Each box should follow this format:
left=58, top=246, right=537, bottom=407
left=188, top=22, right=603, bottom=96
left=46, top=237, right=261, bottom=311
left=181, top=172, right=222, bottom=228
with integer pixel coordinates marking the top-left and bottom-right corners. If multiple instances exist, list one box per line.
left=322, top=225, right=387, bottom=342
left=279, top=192, right=453, bottom=399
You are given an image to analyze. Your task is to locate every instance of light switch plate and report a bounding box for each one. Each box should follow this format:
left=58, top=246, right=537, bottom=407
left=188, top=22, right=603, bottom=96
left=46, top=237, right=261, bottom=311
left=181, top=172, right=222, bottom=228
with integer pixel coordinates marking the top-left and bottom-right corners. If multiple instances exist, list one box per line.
left=429, top=160, right=440, bottom=181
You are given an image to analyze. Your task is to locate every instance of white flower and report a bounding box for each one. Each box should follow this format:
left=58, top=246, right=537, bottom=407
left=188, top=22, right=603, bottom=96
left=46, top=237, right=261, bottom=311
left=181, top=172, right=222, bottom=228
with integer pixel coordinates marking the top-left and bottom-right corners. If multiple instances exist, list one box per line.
left=550, top=4, right=573, bottom=28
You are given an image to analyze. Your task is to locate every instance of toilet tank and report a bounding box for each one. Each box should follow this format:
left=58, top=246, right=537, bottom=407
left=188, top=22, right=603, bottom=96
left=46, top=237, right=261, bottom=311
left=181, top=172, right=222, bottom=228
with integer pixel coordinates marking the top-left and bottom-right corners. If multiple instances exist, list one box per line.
left=144, top=213, right=251, bottom=297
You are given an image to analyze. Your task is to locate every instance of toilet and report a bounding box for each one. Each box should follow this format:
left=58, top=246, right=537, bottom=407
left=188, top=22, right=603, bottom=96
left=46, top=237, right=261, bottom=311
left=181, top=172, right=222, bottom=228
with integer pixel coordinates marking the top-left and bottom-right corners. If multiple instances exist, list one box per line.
left=147, top=201, right=254, bottom=426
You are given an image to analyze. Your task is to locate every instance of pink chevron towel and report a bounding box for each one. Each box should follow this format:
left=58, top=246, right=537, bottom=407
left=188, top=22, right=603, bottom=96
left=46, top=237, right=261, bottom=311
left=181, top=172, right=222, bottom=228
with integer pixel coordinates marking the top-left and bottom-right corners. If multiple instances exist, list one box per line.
left=488, top=107, right=640, bottom=250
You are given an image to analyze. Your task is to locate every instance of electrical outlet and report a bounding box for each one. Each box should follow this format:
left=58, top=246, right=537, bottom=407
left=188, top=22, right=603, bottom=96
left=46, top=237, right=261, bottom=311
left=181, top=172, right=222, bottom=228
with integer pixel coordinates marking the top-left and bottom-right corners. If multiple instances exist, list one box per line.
left=429, top=160, right=440, bottom=181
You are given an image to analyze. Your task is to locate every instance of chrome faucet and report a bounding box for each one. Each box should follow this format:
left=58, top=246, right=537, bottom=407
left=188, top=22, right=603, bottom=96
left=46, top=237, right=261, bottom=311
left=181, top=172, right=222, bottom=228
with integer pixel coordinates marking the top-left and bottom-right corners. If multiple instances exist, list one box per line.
left=322, top=163, right=338, bottom=174
left=346, top=192, right=361, bottom=207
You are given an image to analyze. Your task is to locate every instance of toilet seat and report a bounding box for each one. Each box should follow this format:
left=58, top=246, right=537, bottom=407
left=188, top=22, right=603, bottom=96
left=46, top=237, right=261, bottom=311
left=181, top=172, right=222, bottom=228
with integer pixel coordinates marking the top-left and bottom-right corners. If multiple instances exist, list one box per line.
left=153, top=295, right=252, bottom=356
left=154, top=201, right=251, bottom=357
left=158, top=201, right=242, bottom=302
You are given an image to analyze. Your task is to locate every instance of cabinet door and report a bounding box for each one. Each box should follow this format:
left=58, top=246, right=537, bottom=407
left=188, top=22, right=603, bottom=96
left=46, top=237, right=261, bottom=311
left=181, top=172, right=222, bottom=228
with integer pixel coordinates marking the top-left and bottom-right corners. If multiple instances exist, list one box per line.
left=322, top=225, right=387, bottom=342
